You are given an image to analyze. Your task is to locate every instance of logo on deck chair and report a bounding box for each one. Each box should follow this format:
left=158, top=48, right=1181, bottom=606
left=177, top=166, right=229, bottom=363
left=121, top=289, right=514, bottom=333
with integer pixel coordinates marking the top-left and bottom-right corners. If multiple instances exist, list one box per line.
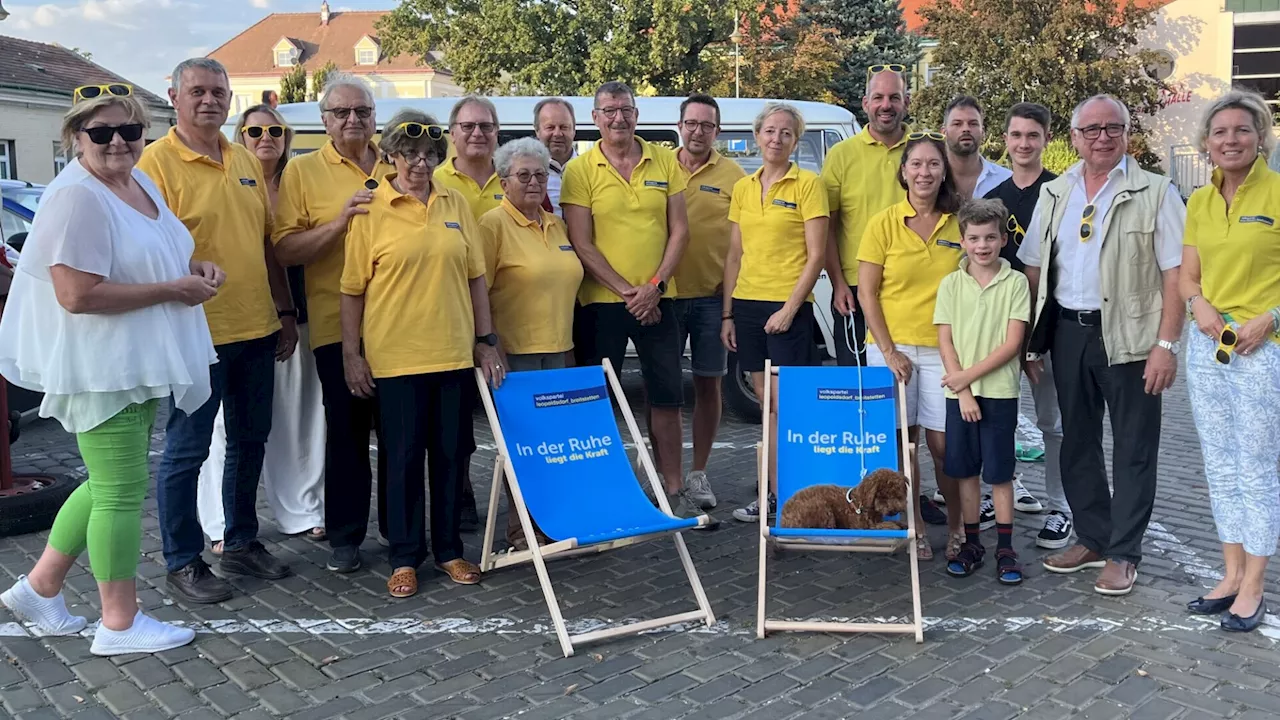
left=817, top=386, right=893, bottom=402
left=532, top=385, right=608, bottom=408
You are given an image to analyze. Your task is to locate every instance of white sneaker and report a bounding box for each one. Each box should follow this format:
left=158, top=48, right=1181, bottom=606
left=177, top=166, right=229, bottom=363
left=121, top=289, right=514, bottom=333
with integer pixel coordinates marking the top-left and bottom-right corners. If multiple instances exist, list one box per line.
left=1012, top=476, right=1044, bottom=513
left=684, top=470, right=717, bottom=509
left=932, top=489, right=945, bottom=505
left=91, top=611, right=195, bottom=656
left=1, top=576, right=87, bottom=636
left=979, top=495, right=996, bottom=530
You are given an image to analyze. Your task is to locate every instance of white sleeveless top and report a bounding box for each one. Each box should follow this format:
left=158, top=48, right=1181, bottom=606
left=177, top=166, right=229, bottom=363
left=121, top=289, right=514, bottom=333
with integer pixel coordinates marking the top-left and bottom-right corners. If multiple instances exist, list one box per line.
left=0, top=160, right=217, bottom=433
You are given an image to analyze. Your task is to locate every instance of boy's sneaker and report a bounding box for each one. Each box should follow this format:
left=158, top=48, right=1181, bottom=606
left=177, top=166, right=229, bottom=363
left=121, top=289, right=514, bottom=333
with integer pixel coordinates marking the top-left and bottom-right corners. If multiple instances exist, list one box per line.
left=668, top=489, right=719, bottom=530
left=978, top=495, right=996, bottom=530
left=684, top=470, right=717, bottom=509
left=733, top=495, right=776, bottom=523
left=921, top=494, right=948, bottom=525
left=1012, top=476, right=1043, bottom=513
left=1036, top=511, right=1073, bottom=549
left=931, top=489, right=945, bottom=505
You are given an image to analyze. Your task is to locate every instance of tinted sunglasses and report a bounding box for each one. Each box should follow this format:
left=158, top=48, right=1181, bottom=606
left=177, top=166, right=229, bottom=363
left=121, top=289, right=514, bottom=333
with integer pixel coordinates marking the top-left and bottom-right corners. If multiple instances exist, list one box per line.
left=74, top=84, right=133, bottom=103
left=907, top=130, right=944, bottom=141
left=243, top=125, right=285, bottom=139
left=1079, top=203, right=1097, bottom=242
left=1007, top=215, right=1026, bottom=246
left=83, top=124, right=145, bottom=145
left=868, top=63, right=906, bottom=76
left=398, top=122, right=446, bottom=140
left=1215, top=326, right=1238, bottom=365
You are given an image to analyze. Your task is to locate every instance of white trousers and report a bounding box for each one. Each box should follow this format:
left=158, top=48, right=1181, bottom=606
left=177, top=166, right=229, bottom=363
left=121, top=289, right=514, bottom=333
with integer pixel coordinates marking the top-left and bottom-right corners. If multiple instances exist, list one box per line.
left=197, top=325, right=326, bottom=540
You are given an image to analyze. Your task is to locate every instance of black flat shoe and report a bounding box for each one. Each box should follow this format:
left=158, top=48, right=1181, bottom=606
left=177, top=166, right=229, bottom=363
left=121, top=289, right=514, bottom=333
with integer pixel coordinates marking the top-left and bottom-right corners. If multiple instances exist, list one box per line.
left=1187, top=594, right=1237, bottom=615
left=1222, top=599, right=1267, bottom=633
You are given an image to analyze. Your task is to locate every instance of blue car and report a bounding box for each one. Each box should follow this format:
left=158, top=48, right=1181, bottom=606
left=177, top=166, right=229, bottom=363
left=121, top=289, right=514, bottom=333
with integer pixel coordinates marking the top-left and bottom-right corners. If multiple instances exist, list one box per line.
left=1, top=179, right=46, bottom=418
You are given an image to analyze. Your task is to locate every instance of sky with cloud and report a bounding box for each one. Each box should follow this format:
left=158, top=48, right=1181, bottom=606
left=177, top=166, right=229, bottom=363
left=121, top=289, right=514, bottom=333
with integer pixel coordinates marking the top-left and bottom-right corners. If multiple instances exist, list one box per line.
left=2, top=0, right=392, bottom=96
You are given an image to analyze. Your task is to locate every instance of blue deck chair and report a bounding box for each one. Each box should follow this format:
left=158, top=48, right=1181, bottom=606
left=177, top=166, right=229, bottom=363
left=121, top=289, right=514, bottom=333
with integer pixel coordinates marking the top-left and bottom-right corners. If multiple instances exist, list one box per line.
left=475, top=361, right=716, bottom=657
left=757, top=360, right=924, bottom=642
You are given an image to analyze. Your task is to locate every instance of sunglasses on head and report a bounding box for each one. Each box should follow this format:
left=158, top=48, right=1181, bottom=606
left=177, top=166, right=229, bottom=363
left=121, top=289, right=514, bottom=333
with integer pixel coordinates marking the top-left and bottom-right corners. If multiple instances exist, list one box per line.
left=397, top=122, right=446, bottom=140
left=74, top=84, right=133, bottom=103
left=1007, top=215, right=1026, bottom=246
left=1215, top=326, right=1238, bottom=365
left=1079, top=203, right=1097, bottom=242
left=867, top=63, right=906, bottom=76
left=243, top=125, right=285, bottom=139
left=907, top=130, right=944, bottom=141
left=83, top=124, right=146, bottom=145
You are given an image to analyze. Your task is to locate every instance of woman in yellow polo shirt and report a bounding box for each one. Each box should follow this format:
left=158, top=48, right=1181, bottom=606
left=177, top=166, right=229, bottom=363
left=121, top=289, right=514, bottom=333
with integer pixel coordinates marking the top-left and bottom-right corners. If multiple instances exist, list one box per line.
left=479, top=136, right=584, bottom=550
left=721, top=102, right=828, bottom=523
left=340, top=109, right=504, bottom=598
left=1180, top=89, right=1280, bottom=633
left=856, top=131, right=964, bottom=561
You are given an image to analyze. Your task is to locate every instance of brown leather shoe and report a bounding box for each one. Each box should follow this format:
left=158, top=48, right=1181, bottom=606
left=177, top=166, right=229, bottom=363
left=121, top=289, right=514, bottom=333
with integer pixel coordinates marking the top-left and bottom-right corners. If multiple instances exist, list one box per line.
left=1094, top=560, right=1137, bottom=596
left=1041, top=544, right=1106, bottom=574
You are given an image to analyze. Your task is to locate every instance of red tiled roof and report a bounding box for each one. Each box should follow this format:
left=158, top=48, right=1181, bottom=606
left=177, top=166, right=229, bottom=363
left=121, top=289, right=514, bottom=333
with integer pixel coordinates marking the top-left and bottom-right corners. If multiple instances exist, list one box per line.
left=900, top=0, right=1176, bottom=34
left=0, top=34, right=170, bottom=108
left=206, top=10, right=448, bottom=77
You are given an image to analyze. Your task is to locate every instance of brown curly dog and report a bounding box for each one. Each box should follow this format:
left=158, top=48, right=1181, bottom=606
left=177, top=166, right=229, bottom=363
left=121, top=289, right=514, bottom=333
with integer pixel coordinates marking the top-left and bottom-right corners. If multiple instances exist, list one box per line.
left=779, top=468, right=910, bottom=530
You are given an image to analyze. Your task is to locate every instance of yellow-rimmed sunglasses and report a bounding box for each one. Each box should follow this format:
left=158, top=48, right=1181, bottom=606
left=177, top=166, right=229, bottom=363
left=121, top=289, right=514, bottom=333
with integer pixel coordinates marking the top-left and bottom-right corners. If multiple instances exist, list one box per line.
left=74, top=84, right=133, bottom=103
left=867, top=63, right=906, bottom=79
left=1079, top=203, right=1097, bottom=242
left=396, top=122, right=446, bottom=140
left=243, top=125, right=285, bottom=140
left=907, top=130, right=944, bottom=141
left=1215, top=326, right=1238, bottom=365
left=1007, top=215, right=1026, bottom=247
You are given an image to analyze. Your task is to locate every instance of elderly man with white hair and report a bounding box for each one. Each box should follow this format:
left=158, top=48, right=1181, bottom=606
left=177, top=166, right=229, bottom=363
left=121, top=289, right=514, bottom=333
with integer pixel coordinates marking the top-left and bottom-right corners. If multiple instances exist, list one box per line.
left=1018, top=94, right=1186, bottom=596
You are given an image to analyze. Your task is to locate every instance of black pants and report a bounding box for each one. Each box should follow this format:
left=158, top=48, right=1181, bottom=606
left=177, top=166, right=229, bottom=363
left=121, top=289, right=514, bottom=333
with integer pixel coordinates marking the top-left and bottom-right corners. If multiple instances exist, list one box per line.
left=832, top=293, right=867, bottom=367
left=1052, top=320, right=1161, bottom=565
left=377, top=369, right=473, bottom=569
left=313, top=343, right=387, bottom=549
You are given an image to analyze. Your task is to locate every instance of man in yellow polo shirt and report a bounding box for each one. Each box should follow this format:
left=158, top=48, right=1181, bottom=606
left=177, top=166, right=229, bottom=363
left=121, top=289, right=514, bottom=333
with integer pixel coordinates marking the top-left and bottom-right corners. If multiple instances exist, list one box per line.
left=672, top=94, right=746, bottom=511
left=561, top=81, right=703, bottom=520
left=138, top=58, right=297, bottom=605
left=435, top=95, right=504, bottom=220
left=273, top=74, right=394, bottom=575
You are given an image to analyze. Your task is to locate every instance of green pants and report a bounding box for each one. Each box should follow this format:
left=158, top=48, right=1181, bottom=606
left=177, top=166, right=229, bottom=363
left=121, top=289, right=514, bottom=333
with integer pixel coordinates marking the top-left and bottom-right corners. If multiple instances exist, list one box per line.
left=48, top=401, right=158, bottom=582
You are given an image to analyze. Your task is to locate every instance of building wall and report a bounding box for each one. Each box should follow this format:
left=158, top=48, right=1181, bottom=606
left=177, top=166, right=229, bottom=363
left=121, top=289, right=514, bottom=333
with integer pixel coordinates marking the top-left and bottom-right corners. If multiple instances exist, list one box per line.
left=228, top=70, right=461, bottom=115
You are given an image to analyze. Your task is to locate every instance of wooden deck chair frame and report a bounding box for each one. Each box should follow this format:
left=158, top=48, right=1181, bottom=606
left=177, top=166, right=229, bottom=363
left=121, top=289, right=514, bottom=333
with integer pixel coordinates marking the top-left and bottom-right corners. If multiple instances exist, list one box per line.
left=474, top=359, right=716, bottom=657
left=756, top=360, right=924, bottom=642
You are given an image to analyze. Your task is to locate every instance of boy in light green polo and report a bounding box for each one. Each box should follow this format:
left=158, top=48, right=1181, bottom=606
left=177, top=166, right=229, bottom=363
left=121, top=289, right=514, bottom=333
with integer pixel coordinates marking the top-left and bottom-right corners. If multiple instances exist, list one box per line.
left=934, top=198, right=1030, bottom=584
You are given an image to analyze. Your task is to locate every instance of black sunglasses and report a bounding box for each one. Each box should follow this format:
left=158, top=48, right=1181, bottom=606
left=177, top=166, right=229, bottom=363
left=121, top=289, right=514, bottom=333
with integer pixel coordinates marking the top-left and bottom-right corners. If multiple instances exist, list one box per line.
left=83, top=124, right=146, bottom=145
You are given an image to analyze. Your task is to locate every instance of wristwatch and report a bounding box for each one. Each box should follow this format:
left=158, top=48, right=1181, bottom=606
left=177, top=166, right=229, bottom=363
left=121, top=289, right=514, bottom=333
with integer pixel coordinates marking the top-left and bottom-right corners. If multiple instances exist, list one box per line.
left=278, top=308, right=298, bottom=319
left=475, top=333, right=499, bottom=347
left=1025, top=352, right=1042, bottom=362
left=1156, top=339, right=1181, bottom=356
left=649, top=276, right=667, bottom=295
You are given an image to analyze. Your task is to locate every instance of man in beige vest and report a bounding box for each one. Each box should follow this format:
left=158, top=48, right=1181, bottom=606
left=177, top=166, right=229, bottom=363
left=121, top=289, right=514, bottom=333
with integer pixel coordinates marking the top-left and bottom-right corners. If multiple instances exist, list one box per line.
left=1017, top=95, right=1185, bottom=596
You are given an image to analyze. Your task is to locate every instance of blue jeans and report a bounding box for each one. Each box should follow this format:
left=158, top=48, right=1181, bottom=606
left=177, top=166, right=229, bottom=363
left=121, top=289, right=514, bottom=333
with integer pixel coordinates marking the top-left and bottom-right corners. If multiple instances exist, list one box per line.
left=157, top=333, right=277, bottom=572
left=674, top=296, right=728, bottom=377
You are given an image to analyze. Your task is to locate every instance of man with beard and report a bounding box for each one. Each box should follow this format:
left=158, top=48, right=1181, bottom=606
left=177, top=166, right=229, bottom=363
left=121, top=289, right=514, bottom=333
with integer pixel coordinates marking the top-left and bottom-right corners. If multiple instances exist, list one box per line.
left=943, top=96, right=1011, bottom=199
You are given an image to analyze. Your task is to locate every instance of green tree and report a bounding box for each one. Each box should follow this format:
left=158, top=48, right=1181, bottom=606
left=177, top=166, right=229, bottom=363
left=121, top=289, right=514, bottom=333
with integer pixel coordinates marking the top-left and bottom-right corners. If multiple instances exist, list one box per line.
left=279, top=64, right=307, bottom=104
left=797, top=0, right=920, bottom=120
left=714, top=0, right=841, bottom=102
left=309, top=60, right=340, bottom=101
left=914, top=0, right=1168, bottom=170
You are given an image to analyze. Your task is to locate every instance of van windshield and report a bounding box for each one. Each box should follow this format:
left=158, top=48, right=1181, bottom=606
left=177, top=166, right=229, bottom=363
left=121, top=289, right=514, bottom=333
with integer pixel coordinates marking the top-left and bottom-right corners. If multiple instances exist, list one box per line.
left=716, top=130, right=825, bottom=175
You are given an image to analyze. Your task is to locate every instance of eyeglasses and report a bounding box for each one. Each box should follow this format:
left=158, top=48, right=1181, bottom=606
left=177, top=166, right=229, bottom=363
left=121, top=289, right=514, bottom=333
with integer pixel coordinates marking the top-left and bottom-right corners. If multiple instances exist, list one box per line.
left=907, top=130, right=944, bottom=141
left=243, top=125, right=285, bottom=139
left=680, top=119, right=718, bottom=134
left=396, top=152, right=438, bottom=167
left=595, top=106, right=637, bottom=119
left=1075, top=123, right=1127, bottom=140
left=454, top=121, right=497, bottom=135
left=324, top=106, right=373, bottom=121
left=82, top=124, right=146, bottom=145
left=1079, top=203, right=1097, bottom=242
left=397, top=122, right=446, bottom=140
left=1007, top=215, right=1026, bottom=247
left=505, top=169, right=549, bottom=184
left=1215, top=326, right=1238, bottom=365
left=74, top=84, right=133, bottom=103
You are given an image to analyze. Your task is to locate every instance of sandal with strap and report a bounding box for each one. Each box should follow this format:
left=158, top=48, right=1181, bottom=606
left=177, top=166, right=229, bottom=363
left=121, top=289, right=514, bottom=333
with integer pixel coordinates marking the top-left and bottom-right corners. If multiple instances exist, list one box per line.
left=435, top=559, right=481, bottom=586
left=995, top=548, right=1023, bottom=585
left=305, top=527, right=326, bottom=542
left=945, top=532, right=965, bottom=561
left=946, top=542, right=986, bottom=577
left=914, top=535, right=933, bottom=561
left=387, top=567, right=418, bottom=598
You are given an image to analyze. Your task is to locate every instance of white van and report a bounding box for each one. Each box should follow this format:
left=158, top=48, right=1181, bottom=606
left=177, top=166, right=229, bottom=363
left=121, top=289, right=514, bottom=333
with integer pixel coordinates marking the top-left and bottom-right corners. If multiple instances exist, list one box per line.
left=232, top=96, right=860, bottom=419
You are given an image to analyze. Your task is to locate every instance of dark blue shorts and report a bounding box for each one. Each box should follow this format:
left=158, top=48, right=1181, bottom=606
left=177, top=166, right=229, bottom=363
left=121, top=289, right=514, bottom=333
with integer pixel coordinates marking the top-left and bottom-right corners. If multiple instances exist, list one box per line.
left=944, top=396, right=1018, bottom=485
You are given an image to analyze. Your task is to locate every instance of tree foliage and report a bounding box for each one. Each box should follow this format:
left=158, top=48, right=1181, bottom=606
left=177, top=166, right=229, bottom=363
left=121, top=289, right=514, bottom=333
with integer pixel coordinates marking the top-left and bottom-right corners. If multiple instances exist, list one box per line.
left=708, top=0, right=841, bottom=102
left=309, top=60, right=340, bottom=101
left=797, top=0, right=919, bottom=120
left=913, top=0, right=1168, bottom=169
left=279, top=64, right=307, bottom=104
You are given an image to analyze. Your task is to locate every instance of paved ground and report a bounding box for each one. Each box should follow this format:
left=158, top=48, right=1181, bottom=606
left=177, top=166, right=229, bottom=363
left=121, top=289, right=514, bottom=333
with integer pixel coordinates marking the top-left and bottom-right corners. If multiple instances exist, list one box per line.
left=2, top=365, right=1279, bottom=720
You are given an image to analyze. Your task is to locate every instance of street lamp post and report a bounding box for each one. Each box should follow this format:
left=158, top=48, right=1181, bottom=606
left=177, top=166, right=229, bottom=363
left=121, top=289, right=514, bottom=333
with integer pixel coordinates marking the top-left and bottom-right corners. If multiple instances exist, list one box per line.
left=730, top=11, right=742, bottom=99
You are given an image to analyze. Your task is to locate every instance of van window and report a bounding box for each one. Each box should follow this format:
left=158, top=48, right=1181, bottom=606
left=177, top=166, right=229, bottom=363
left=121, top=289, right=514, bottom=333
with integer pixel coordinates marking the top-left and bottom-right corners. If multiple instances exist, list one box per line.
left=716, top=130, right=826, bottom=175
left=500, top=128, right=679, bottom=155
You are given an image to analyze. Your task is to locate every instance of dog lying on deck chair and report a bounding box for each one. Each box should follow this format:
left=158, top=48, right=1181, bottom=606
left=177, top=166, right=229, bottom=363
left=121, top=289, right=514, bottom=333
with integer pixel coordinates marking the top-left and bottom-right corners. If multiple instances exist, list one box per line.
left=779, top=468, right=909, bottom=530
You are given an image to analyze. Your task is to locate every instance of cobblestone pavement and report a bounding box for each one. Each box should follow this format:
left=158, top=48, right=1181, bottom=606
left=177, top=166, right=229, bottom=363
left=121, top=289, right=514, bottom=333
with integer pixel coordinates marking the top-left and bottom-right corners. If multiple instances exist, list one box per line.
left=2, top=366, right=1279, bottom=720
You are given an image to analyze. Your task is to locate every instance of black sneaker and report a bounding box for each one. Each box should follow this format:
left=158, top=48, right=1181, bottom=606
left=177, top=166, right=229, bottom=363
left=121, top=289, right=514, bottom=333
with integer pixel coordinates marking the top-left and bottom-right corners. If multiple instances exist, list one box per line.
left=978, top=495, right=996, bottom=530
left=166, top=558, right=233, bottom=604
left=220, top=541, right=291, bottom=580
left=920, top=494, right=948, bottom=526
left=326, top=546, right=362, bottom=574
left=1036, top=511, right=1073, bottom=550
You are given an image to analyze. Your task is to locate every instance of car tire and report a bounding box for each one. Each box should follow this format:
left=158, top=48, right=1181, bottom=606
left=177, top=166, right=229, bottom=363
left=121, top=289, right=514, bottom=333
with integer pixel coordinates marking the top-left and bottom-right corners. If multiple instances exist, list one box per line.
left=723, top=352, right=762, bottom=424
left=0, top=474, right=79, bottom=538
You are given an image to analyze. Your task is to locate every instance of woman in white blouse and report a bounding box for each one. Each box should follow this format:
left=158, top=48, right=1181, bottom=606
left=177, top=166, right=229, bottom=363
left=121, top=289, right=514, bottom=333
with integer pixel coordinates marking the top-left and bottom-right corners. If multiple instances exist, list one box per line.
left=0, top=92, right=220, bottom=655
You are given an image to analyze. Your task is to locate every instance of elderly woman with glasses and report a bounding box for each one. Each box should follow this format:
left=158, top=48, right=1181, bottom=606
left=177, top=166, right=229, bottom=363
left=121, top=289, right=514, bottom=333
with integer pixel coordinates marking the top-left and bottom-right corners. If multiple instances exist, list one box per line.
left=478, top=137, right=584, bottom=550
left=194, top=103, right=326, bottom=557
left=1181, top=89, right=1280, bottom=633
left=0, top=92, right=219, bottom=654
left=341, top=109, right=503, bottom=598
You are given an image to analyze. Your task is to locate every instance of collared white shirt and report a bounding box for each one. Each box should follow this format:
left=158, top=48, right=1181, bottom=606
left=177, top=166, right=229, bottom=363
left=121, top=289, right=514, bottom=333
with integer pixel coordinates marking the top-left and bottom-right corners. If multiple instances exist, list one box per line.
left=546, top=150, right=575, bottom=219
left=973, top=158, right=1014, bottom=199
left=1017, top=157, right=1185, bottom=310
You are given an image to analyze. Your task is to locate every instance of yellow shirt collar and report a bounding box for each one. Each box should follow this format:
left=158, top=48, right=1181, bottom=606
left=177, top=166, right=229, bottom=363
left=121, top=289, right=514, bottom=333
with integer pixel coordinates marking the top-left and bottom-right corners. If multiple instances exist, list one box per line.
left=320, top=139, right=386, bottom=167
left=440, top=156, right=497, bottom=184
left=750, top=161, right=801, bottom=183
left=499, top=196, right=549, bottom=228
left=164, top=126, right=234, bottom=164
left=588, top=137, right=656, bottom=166
left=1211, top=155, right=1270, bottom=194
left=856, top=125, right=911, bottom=150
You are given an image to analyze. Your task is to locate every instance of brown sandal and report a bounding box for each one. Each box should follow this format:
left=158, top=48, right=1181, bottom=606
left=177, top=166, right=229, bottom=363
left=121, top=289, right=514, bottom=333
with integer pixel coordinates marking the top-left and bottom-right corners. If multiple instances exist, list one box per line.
left=435, top=559, right=481, bottom=585
left=387, top=567, right=418, bottom=598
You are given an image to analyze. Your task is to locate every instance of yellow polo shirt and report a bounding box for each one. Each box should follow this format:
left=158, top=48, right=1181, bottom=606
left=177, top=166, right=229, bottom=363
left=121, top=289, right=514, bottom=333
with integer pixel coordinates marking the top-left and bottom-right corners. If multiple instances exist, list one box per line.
left=435, top=157, right=504, bottom=220
left=340, top=179, right=484, bottom=378
left=1185, top=157, right=1280, bottom=345
left=856, top=199, right=963, bottom=347
left=137, top=128, right=279, bottom=346
left=675, top=151, right=746, bottom=299
left=479, top=199, right=584, bottom=355
left=561, top=138, right=687, bottom=305
left=933, top=259, right=1030, bottom=399
left=273, top=140, right=395, bottom=350
left=821, top=127, right=909, bottom=286
left=729, top=163, right=828, bottom=303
